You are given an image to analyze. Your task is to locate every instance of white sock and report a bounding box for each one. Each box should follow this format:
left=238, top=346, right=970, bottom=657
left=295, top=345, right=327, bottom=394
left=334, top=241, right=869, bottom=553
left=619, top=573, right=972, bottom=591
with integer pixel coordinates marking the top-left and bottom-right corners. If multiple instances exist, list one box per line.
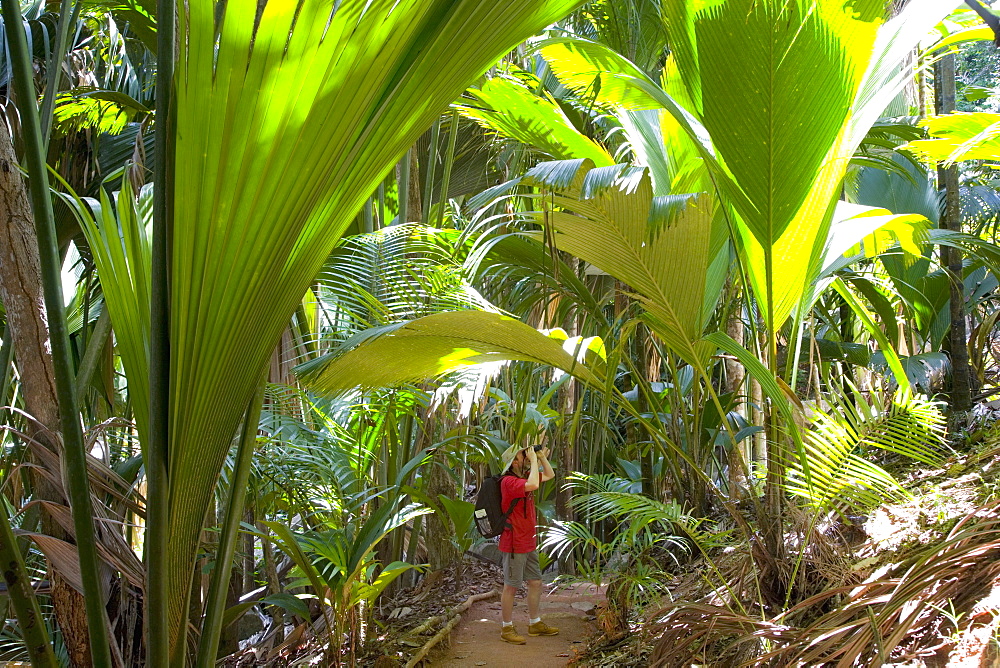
left=530, top=617, right=541, bottom=625
left=502, top=621, right=513, bottom=628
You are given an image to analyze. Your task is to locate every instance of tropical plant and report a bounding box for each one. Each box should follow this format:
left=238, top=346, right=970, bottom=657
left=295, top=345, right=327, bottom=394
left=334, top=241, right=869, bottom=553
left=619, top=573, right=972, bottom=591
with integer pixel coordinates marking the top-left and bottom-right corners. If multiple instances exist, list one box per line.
left=5, top=0, right=1000, bottom=664
left=541, top=472, right=713, bottom=635
left=261, top=501, right=431, bottom=666
left=650, top=501, right=1000, bottom=667
left=786, top=387, right=948, bottom=513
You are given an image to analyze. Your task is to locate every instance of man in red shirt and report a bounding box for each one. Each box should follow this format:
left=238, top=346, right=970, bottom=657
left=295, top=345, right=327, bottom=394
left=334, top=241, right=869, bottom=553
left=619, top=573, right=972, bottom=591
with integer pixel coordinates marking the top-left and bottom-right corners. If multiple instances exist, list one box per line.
left=497, top=444, right=559, bottom=645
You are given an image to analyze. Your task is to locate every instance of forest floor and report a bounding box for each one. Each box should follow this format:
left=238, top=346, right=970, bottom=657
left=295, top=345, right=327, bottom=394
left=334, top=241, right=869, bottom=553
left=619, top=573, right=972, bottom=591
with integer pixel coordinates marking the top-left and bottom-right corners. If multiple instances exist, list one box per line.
left=428, top=582, right=605, bottom=667
left=372, top=550, right=606, bottom=667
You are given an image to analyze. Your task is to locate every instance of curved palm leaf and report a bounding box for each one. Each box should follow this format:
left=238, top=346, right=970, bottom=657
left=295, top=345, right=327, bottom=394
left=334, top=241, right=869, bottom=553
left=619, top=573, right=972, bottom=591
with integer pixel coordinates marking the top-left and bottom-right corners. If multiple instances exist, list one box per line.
left=902, top=111, right=1000, bottom=164
left=57, top=181, right=151, bottom=445
left=297, top=310, right=601, bottom=394
left=457, top=75, right=615, bottom=166
left=543, top=0, right=957, bottom=331
left=524, top=159, right=719, bottom=368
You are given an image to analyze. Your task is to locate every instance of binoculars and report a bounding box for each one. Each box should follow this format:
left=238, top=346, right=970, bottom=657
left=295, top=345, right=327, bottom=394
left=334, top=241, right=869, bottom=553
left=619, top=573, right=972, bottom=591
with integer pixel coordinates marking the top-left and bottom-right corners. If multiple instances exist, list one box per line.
left=532, top=445, right=543, bottom=452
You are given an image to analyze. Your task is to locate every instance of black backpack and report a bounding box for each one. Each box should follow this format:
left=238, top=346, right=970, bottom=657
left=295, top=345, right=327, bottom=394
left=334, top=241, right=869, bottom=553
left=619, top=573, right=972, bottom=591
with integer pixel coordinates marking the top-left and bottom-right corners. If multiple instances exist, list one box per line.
left=473, top=474, right=522, bottom=539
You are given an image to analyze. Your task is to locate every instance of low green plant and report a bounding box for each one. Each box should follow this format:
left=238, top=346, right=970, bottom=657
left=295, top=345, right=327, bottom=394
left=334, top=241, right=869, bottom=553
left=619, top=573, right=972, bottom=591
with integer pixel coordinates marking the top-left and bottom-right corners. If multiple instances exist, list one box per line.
left=541, top=473, right=718, bottom=631
left=258, top=500, right=431, bottom=666
left=436, top=494, right=477, bottom=577
left=786, top=386, right=948, bottom=514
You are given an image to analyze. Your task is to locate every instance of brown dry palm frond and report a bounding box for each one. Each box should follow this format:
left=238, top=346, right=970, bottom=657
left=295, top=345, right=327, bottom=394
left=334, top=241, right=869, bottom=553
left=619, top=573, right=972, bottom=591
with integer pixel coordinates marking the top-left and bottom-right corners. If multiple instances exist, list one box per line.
left=648, top=502, right=1000, bottom=667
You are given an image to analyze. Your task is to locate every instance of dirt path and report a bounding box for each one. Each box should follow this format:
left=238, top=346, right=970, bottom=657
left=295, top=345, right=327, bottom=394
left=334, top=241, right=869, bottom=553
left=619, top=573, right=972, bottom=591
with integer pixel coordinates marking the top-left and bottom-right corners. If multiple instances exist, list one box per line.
left=429, top=583, right=605, bottom=667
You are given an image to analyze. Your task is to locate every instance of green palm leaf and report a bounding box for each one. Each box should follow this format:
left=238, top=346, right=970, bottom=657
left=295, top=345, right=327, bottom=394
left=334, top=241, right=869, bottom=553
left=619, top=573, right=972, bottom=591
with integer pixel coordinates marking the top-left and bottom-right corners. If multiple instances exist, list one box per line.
left=164, top=0, right=585, bottom=648
left=458, top=75, right=615, bottom=165
left=786, top=389, right=947, bottom=513
left=537, top=38, right=713, bottom=197
left=57, top=181, right=152, bottom=444
left=901, top=112, right=1000, bottom=164
left=666, top=0, right=882, bottom=330
left=524, top=159, right=718, bottom=368
left=297, top=310, right=600, bottom=394
left=317, top=224, right=492, bottom=336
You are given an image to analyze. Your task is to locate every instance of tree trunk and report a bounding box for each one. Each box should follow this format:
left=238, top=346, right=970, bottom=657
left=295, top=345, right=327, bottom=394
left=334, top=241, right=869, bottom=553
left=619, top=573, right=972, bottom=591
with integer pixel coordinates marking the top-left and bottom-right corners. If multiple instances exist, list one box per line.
left=0, top=116, right=59, bottom=432
left=0, top=119, right=97, bottom=667
left=424, top=435, right=458, bottom=575
left=258, top=521, right=284, bottom=643
left=935, top=53, right=973, bottom=412
left=724, top=308, right=747, bottom=499
left=556, top=272, right=578, bottom=575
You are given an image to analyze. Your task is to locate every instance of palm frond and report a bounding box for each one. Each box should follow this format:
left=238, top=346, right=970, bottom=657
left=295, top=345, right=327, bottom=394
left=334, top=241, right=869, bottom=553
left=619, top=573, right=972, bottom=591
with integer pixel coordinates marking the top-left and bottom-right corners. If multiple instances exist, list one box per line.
left=161, top=0, right=586, bottom=646
left=296, top=310, right=601, bottom=395
left=786, top=388, right=947, bottom=513
left=457, top=73, right=615, bottom=165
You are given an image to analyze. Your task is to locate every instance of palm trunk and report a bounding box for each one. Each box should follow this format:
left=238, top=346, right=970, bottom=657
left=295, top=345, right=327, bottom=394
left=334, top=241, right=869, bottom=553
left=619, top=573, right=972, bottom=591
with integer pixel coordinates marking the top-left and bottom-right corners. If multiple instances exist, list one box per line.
left=934, top=53, right=973, bottom=412
left=556, top=273, right=579, bottom=574
left=408, top=147, right=423, bottom=225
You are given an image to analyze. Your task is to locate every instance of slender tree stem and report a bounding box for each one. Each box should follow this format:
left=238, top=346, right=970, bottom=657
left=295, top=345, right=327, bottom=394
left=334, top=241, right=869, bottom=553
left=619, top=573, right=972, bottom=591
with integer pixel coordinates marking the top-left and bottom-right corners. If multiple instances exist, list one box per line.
left=436, top=110, right=461, bottom=229
left=195, top=382, right=265, bottom=667
left=362, top=198, right=374, bottom=233
left=397, top=150, right=410, bottom=226
left=0, top=327, right=57, bottom=667
left=39, top=0, right=83, bottom=147
left=74, top=308, right=112, bottom=408
left=934, top=53, right=972, bottom=412
left=0, top=497, right=58, bottom=667
left=148, top=0, right=175, bottom=659
left=0, top=0, right=112, bottom=663
left=422, top=119, right=441, bottom=225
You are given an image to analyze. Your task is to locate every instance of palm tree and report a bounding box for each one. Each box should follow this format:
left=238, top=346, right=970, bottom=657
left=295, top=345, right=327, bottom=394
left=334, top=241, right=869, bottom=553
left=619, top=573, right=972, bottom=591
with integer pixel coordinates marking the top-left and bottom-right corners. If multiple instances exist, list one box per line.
left=161, top=0, right=598, bottom=662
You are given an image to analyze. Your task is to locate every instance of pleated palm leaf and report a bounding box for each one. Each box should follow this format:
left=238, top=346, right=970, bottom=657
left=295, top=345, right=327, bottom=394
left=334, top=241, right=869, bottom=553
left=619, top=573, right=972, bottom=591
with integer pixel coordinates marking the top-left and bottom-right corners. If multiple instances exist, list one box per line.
left=164, top=0, right=585, bottom=654
left=316, top=223, right=493, bottom=338
left=680, top=0, right=960, bottom=333
left=457, top=75, right=615, bottom=166
left=902, top=112, right=1000, bottom=164
left=566, top=0, right=668, bottom=78
left=297, top=309, right=601, bottom=394
left=540, top=0, right=958, bottom=333
left=264, top=501, right=431, bottom=662
left=523, top=159, right=720, bottom=370
left=297, top=221, right=607, bottom=394
left=452, top=68, right=723, bottom=354
left=472, top=234, right=614, bottom=328
left=57, top=181, right=152, bottom=445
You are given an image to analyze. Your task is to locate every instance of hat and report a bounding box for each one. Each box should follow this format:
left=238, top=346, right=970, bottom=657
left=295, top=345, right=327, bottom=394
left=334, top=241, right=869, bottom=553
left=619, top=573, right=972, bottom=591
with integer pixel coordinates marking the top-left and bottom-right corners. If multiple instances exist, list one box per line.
left=499, top=444, right=528, bottom=475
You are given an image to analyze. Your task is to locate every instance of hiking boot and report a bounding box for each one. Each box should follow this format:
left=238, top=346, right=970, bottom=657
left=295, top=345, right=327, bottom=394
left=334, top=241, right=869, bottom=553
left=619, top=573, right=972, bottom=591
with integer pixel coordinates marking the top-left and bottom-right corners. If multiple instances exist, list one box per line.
left=501, top=625, right=526, bottom=644
left=528, top=620, right=559, bottom=636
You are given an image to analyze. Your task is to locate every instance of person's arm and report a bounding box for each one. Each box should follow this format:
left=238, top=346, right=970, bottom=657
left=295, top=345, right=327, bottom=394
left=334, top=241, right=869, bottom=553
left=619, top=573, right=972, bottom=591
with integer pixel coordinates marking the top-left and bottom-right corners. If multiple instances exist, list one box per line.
left=538, top=447, right=555, bottom=482
left=524, top=448, right=540, bottom=491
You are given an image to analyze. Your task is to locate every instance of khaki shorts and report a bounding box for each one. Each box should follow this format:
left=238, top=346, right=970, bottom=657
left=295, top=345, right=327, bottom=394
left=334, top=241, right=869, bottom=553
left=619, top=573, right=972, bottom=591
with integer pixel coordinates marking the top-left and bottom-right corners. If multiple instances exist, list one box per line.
left=502, top=551, right=541, bottom=588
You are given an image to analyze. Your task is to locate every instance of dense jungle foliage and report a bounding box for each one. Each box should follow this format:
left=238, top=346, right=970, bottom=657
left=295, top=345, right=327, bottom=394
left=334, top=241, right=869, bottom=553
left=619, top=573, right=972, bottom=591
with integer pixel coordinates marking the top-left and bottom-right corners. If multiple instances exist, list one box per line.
left=1, top=0, right=1000, bottom=666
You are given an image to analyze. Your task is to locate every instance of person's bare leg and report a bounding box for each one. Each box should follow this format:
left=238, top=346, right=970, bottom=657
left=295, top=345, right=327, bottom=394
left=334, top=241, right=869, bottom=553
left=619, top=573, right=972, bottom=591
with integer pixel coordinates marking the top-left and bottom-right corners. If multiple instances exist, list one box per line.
left=527, top=579, right=542, bottom=619
left=502, top=584, right=517, bottom=623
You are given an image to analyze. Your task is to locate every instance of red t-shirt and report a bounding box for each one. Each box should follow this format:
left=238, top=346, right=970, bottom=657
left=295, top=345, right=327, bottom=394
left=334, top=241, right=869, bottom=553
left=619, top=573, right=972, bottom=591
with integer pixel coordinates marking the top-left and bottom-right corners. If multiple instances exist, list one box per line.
left=499, top=475, right=536, bottom=554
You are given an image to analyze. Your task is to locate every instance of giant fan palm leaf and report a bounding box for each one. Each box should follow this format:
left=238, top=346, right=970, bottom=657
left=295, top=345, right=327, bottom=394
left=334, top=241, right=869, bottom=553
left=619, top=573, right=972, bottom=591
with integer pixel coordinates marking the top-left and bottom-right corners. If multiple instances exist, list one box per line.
left=162, top=0, right=585, bottom=655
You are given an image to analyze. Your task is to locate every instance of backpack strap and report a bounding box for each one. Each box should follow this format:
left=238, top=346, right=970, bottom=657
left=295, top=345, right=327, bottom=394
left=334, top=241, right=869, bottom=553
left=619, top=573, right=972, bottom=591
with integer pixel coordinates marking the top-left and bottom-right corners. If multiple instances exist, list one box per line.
left=499, top=496, right=521, bottom=532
